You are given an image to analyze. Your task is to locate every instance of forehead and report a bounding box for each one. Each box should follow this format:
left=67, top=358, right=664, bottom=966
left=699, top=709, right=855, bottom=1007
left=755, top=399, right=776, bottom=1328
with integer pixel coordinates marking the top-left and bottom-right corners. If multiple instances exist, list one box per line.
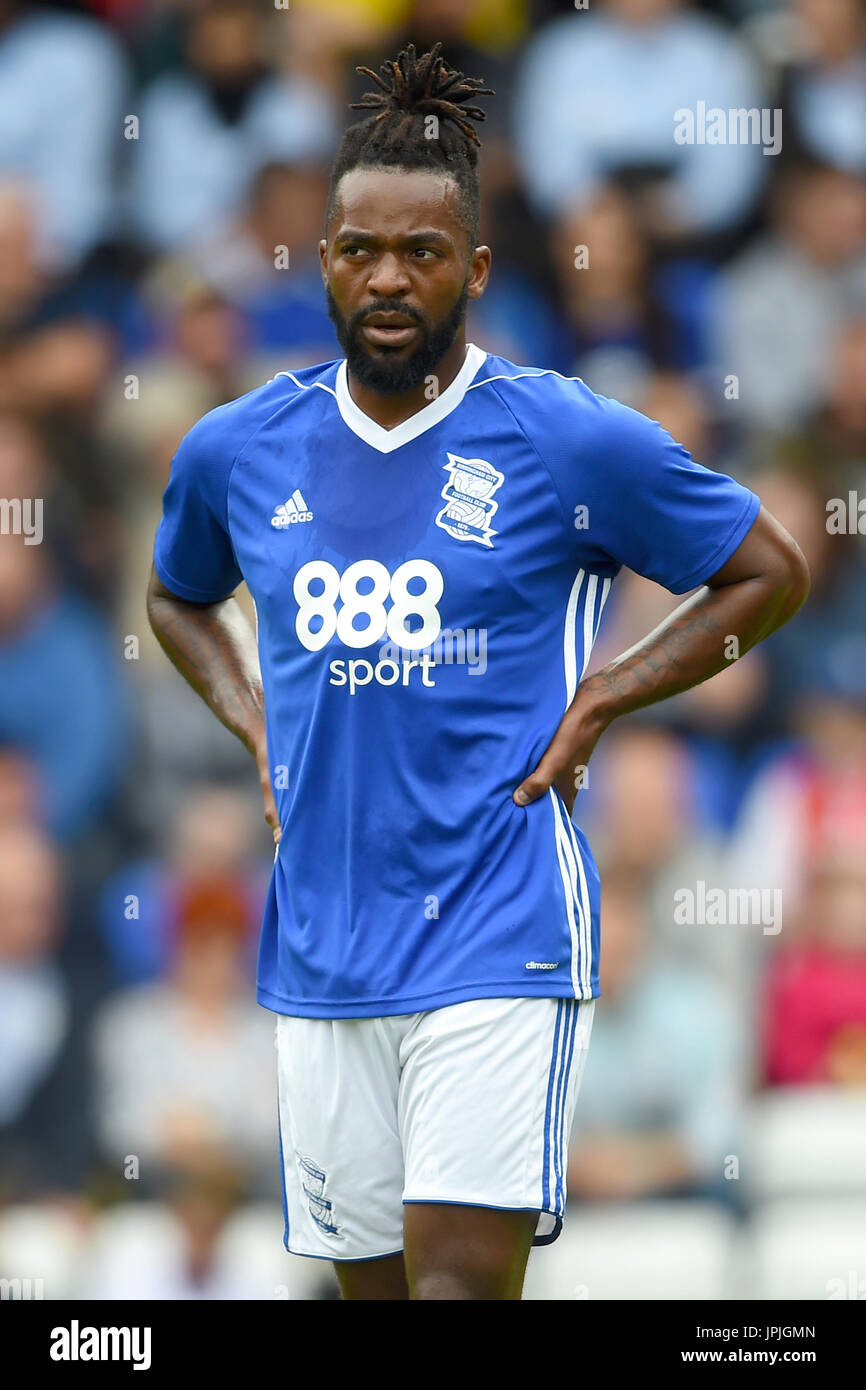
left=329, top=167, right=464, bottom=241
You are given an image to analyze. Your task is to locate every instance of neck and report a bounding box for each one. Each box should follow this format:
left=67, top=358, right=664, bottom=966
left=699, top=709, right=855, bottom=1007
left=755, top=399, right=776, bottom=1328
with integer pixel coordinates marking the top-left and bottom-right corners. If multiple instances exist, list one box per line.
left=346, top=332, right=468, bottom=431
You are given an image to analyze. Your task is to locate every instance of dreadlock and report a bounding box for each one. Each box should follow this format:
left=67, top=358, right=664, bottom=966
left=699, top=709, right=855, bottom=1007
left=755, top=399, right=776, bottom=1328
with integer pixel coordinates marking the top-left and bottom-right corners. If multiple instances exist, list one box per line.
left=326, top=43, right=494, bottom=246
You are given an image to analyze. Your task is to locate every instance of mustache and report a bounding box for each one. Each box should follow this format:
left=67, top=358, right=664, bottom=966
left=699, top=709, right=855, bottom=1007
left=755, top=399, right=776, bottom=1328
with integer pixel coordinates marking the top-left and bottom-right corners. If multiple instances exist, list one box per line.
left=349, top=301, right=427, bottom=332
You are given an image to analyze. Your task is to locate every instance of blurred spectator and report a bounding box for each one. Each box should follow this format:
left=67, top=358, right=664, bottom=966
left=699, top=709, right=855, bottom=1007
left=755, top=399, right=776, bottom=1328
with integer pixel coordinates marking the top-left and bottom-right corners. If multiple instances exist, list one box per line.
left=827, top=317, right=866, bottom=456
left=182, top=159, right=340, bottom=371
left=728, top=683, right=866, bottom=944
left=283, top=0, right=405, bottom=102
left=761, top=855, right=866, bottom=1086
left=513, top=0, right=766, bottom=246
left=752, top=469, right=866, bottom=714
left=92, top=874, right=276, bottom=1193
left=100, top=267, right=257, bottom=665
left=129, top=0, right=337, bottom=251
left=0, top=0, right=127, bottom=268
left=544, top=175, right=725, bottom=391
left=82, top=1172, right=263, bottom=1299
left=578, top=719, right=768, bottom=1002
left=98, top=784, right=268, bottom=984
left=464, top=261, right=561, bottom=369
left=581, top=723, right=703, bottom=874
left=78, top=1175, right=336, bottom=1299
left=792, top=316, right=866, bottom=479
left=779, top=0, right=866, bottom=174
left=0, top=820, right=100, bottom=1204
left=639, top=369, right=714, bottom=462
left=568, top=867, right=744, bottom=1203
left=0, top=436, right=129, bottom=840
left=0, top=745, right=40, bottom=825
left=0, top=182, right=116, bottom=422
left=712, top=163, right=866, bottom=431
left=0, top=824, right=66, bottom=1132
left=545, top=187, right=679, bottom=394
left=112, top=269, right=250, bottom=430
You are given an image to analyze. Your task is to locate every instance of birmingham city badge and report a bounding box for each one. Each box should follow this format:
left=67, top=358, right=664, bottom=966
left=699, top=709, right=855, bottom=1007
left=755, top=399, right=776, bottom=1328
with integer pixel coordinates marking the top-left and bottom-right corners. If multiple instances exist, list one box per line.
left=435, top=452, right=504, bottom=548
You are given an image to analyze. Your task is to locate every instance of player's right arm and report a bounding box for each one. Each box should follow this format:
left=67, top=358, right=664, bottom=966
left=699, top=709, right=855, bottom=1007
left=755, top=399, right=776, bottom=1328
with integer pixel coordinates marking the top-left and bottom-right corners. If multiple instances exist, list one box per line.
left=147, top=406, right=280, bottom=843
left=146, top=568, right=280, bottom=843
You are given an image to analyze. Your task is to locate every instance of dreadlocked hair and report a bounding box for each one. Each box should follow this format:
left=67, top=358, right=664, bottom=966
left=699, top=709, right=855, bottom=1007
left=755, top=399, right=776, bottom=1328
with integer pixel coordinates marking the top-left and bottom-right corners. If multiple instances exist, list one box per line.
left=327, top=43, right=494, bottom=246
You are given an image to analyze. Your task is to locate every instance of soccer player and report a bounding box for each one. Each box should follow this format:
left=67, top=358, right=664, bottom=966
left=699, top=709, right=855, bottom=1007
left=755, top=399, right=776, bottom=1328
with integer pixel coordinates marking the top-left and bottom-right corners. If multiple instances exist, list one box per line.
left=147, top=44, right=809, bottom=1300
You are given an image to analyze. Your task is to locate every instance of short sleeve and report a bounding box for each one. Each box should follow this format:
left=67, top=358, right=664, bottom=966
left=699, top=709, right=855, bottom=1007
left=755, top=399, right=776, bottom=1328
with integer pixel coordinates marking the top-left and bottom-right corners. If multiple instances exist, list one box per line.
left=153, top=414, right=243, bottom=603
left=542, top=385, right=761, bottom=594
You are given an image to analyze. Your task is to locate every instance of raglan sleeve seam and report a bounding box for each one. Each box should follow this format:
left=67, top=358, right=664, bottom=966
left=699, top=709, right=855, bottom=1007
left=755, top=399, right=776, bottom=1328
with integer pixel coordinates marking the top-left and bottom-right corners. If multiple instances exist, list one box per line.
left=488, top=377, right=598, bottom=552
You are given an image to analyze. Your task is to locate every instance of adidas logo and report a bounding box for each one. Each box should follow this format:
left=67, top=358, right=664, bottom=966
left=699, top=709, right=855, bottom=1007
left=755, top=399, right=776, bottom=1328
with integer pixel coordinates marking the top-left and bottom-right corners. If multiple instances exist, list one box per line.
left=271, top=490, right=313, bottom=527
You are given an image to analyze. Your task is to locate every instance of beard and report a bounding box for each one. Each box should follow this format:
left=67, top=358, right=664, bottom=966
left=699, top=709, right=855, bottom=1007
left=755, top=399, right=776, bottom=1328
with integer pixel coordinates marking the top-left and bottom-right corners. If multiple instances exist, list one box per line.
left=326, top=279, right=470, bottom=395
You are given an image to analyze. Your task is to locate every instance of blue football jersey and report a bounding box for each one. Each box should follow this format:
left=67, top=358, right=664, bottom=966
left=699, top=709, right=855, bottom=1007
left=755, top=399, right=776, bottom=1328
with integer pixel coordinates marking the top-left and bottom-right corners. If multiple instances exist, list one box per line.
left=153, top=344, right=761, bottom=1017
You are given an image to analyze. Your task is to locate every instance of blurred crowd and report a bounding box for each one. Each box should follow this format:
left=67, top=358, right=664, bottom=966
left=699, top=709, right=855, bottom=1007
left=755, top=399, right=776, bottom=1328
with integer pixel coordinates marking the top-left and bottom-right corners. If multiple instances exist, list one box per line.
left=0, top=0, right=864, bottom=1299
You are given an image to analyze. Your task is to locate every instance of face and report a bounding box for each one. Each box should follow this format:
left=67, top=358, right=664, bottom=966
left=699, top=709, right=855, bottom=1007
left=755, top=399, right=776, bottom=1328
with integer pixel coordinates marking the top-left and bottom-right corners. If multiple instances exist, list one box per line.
left=0, top=828, right=59, bottom=963
left=321, top=167, right=490, bottom=394
left=189, top=7, right=260, bottom=84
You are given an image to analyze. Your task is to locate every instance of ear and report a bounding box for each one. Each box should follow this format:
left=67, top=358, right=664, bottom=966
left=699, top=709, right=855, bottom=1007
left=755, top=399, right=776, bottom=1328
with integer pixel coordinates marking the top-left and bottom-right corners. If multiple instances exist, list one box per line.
left=319, top=238, right=328, bottom=288
left=466, top=245, right=492, bottom=301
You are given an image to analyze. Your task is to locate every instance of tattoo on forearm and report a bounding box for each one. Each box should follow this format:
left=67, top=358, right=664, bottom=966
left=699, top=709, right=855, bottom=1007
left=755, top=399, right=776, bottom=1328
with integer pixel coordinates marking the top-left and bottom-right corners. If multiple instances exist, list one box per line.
left=579, top=585, right=762, bottom=719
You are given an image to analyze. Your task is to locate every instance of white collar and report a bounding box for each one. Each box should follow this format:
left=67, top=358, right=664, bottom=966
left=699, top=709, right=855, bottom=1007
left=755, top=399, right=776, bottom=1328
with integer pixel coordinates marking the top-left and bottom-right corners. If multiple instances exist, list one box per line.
left=334, top=342, right=487, bottom=454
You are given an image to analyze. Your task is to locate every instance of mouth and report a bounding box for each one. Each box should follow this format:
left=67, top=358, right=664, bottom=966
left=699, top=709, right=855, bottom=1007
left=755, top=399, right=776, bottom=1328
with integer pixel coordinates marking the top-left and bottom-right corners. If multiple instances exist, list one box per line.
left=360, top=313, right=420, bottom=348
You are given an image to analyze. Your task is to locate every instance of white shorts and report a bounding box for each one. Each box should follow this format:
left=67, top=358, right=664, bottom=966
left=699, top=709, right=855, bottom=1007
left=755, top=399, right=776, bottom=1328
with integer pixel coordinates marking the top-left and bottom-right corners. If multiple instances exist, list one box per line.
left=275, top=994, right=595, bottom=1262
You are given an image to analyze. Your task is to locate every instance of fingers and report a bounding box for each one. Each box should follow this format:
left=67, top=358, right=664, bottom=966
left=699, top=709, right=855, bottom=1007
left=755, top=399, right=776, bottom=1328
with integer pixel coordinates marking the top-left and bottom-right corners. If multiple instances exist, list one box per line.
left=513, top=753, right=561, bottom=806
left=513, top=772, right=550, bottom=806
left=513, top=742, right=589, bottom=810
left=513, top=769, right=581, bottom=814
left=264, top=788, right=281, bottom=843
left=513, top=702, right=601, bottom=809
left=257, top=758, right=281, bottom=844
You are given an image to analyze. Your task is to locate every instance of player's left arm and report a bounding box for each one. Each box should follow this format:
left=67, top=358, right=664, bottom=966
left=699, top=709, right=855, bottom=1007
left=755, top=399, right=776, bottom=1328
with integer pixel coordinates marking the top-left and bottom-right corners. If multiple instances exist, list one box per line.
left=514, top=505, right=810, bottom=811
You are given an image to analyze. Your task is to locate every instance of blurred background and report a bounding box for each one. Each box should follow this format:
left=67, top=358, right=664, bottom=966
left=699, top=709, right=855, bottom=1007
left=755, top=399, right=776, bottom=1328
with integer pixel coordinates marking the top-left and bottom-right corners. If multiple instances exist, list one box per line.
left=0, top=0, right=864, bottom=1301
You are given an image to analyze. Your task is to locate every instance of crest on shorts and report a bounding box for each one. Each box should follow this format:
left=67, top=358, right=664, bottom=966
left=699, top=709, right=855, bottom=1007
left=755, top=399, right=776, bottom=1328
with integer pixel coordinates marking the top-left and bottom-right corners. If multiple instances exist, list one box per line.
left=435, top=453, right=504, bottom=548
left=297, top=1153, right=342, bottom=1237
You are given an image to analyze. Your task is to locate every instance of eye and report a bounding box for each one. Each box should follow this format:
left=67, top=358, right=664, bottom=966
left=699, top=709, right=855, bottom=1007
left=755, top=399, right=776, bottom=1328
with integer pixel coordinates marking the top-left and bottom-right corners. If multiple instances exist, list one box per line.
left=412, top=248, right=440, bottom=259
left=342, top=245, right=368, bottom=258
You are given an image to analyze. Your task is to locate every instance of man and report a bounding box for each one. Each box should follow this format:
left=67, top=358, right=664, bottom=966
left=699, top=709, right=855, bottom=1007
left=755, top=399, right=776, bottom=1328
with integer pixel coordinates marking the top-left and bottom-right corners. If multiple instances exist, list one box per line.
left=147, top=44, right=809, bottom=1300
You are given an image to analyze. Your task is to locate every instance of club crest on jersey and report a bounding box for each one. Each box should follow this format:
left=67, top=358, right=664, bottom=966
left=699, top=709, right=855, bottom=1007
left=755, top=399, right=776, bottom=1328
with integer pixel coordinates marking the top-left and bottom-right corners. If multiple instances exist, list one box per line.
left=435, top=453, right=503, bottom=548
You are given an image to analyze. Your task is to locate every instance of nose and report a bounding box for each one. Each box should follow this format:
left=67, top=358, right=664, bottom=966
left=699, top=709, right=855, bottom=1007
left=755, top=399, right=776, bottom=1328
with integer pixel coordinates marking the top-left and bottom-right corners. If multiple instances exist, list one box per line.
left=365, top=251, right=412, bottom=298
